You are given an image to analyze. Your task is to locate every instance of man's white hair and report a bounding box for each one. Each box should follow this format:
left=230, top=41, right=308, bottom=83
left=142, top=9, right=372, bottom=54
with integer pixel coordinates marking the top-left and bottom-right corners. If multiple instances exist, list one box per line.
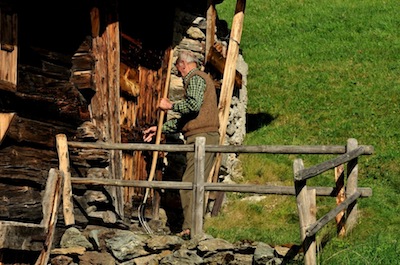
left=177, top=50, right=198, bottom=65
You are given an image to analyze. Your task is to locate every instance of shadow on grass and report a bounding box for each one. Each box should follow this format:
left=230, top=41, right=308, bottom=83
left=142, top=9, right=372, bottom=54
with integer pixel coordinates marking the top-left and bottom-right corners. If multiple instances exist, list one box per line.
left=246, top=113, right=275, bottom=133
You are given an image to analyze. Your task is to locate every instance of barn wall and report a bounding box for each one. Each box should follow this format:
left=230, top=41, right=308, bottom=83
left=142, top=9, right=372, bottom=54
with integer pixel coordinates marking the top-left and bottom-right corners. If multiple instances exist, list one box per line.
left=0, top=0, right=247, bottom=229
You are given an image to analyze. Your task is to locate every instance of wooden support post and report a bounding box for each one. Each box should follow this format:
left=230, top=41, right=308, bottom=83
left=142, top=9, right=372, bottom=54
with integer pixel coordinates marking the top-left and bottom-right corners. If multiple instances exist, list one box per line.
left=56, top=134, right=75, bottom=226
left=192, top=137, right=206, bottom=237
left=345, top=138, right=358, bottom=234
left=35, top=168, right=63, bottom=265
left=294, top=158, right=316, bottom=265
left=208, top=0, right=246, bottom=214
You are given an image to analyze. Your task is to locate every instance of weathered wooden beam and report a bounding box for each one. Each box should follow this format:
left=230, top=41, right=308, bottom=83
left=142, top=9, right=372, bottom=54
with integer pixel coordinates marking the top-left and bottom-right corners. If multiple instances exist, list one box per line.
left=5, top=114, right=76, bottom=148
left=0, top=221, right=46, bottom=251
left=0, top=84, right=90, bottom=125
left=0, top=182, right=43, bottom=221
left=0, top=145, right=57, bottom=185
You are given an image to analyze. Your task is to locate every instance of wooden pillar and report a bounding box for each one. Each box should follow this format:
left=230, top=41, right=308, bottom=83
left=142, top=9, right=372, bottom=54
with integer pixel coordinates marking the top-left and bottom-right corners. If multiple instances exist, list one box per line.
left=345, top=138, right=358, bottom=234
left=192, top=137, right=206, bottom=237
left=294, top=158, right=316, bottom=265
left=90, top=2, right=124, bottom=217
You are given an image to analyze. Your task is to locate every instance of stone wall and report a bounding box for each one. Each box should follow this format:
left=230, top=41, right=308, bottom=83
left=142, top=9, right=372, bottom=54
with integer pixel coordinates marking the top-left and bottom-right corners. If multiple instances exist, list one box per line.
left=45, top=225, right=303, bottom=265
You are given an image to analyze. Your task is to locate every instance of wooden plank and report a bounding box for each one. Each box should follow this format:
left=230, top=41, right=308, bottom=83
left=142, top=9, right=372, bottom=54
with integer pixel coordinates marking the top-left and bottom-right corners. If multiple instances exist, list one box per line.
left=40, top=168, right=63, bottom=229
left=56, top=134, right=75, bottom=226
left=0, top=112, right=15, bottom=144
left=35, top=168, right=63, bottom=265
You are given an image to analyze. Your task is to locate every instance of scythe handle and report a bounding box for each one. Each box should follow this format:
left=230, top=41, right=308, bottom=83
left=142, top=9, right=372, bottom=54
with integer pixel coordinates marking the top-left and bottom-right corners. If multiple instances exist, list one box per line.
left=143, top=48, right=174, bottom=202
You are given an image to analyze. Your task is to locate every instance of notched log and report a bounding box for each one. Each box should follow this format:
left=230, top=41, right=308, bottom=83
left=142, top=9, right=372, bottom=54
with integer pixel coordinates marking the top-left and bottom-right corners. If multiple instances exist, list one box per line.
left=6, top=115, right=76, bottom=148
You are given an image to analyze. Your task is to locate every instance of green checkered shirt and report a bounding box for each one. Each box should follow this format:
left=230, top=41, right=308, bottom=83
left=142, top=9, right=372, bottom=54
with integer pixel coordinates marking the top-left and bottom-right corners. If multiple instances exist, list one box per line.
left=162, top=68, right=206, bottom=133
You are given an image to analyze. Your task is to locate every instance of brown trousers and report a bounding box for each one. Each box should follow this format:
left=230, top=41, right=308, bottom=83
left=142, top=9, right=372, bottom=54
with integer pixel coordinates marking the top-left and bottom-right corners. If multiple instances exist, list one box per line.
left=180, top=131, right=219, bottom=231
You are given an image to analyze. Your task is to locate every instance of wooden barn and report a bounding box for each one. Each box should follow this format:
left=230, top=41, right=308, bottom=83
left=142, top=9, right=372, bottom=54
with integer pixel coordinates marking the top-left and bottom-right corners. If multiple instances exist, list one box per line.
left=0, top=0, right=247, bottom=260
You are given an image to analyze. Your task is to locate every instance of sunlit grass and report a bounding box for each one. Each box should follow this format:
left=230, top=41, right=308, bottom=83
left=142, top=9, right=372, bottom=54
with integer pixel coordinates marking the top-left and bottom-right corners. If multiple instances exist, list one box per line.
left=205, top=0, right=400, bottom=263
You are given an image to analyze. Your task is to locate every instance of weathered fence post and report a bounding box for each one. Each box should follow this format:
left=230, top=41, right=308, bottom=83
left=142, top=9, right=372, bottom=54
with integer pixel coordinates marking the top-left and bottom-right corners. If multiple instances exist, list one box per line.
left=345, top=138, right=358, bottom=234
left=56, top=134, right=75, bottom=226
left=294, top=158, right=316, bottom=265
left=192, top=137, right=206, bottom=236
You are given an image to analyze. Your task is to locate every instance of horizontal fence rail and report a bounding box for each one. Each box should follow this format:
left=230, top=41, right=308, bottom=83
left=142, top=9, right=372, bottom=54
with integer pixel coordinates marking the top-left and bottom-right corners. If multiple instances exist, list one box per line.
left=67, top=141, right=374, bottom=154
left=70, top=177, right=373, bottom=198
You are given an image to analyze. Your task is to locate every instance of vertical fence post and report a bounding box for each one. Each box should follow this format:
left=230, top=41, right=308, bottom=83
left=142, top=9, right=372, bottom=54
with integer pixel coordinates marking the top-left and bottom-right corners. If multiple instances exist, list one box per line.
left=192, top=137, right=206, bottom=237
left=294, top=158, right=316, bottom=265
left=345, top=138, right=358, bottom=234
left=56, top=134, right=75, bottom=226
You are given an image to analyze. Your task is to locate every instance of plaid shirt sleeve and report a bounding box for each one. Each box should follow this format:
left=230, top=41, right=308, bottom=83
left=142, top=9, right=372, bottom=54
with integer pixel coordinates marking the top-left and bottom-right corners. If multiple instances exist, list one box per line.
left=162, top=73, right=206, bottom=133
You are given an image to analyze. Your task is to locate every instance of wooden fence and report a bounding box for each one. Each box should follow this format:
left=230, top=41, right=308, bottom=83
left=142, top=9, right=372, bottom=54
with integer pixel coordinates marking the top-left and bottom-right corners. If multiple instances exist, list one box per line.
left=57, top=134, right=373, bottom=264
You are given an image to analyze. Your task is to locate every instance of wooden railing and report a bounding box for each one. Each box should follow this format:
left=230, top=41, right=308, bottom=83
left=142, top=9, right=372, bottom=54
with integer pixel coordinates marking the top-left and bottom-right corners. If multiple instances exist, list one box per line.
left=56, top=134, right=373, bottom=264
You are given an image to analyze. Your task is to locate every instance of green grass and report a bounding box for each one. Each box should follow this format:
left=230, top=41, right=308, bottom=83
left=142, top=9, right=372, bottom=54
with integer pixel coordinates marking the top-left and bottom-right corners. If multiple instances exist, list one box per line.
left=204, top=0, right=400, bottom=263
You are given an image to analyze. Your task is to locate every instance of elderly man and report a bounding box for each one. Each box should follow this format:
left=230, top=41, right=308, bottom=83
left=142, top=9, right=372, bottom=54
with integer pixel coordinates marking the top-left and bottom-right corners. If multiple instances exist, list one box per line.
left=143, top=50, right=219, bottom=238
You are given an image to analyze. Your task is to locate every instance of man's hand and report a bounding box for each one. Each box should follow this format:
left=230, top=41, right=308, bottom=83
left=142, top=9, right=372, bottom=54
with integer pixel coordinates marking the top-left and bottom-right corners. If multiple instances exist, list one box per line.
left=142, top=126, right=157, bottom=142
left=159, top=98, right=173, bottom=110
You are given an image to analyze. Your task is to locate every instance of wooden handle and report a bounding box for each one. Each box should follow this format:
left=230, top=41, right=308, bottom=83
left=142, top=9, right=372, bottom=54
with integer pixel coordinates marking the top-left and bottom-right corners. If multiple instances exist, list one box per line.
left=143, top=48, right=174, bottom=202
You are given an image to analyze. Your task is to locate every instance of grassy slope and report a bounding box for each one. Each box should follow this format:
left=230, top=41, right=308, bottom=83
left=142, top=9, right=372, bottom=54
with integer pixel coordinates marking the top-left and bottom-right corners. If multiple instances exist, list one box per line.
left=205, top=0, right=400, bottom=263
